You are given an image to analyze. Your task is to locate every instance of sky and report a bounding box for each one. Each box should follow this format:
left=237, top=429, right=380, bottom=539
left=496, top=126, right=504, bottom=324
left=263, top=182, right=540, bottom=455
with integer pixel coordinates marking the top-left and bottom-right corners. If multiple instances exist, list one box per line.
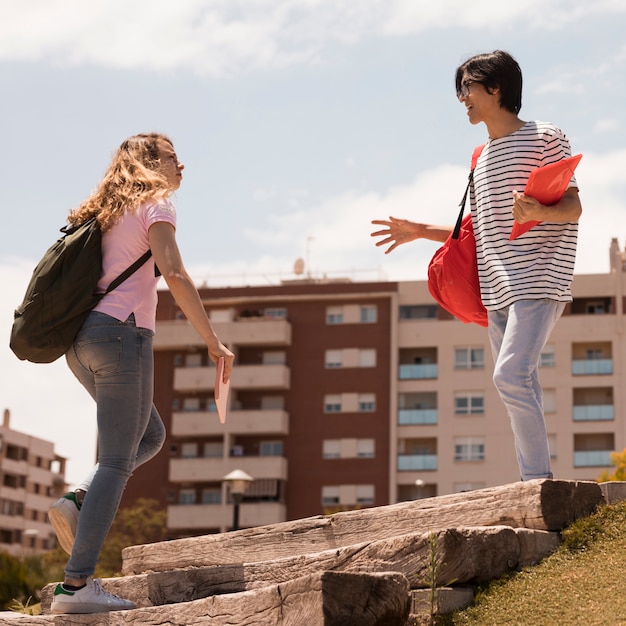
left=1, top=0, right=626, bottom=488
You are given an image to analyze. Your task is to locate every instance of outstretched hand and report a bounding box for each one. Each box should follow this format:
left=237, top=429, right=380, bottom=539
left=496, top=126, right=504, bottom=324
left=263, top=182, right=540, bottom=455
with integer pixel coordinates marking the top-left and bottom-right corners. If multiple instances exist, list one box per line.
left=370, top=216, right=421, bottom=254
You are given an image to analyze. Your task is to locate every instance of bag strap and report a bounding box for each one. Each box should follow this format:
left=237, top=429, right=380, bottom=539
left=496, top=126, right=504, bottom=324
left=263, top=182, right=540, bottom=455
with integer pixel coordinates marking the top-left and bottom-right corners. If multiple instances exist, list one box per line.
left=103, top=250, right=153, bottom=295
left=452, top=144, right=485, bottom=239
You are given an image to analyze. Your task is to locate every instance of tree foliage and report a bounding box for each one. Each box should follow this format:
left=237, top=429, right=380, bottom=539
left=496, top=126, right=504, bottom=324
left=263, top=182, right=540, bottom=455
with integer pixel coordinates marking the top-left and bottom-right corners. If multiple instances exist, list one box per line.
left=597, top=448, right=626, bottom=482
left=96, top=498, right=167, bottom=577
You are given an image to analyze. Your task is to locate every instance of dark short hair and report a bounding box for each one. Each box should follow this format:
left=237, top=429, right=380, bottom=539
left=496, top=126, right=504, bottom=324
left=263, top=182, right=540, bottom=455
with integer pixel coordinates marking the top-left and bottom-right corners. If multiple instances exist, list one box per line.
left=455, top=50, right=523, bottom=114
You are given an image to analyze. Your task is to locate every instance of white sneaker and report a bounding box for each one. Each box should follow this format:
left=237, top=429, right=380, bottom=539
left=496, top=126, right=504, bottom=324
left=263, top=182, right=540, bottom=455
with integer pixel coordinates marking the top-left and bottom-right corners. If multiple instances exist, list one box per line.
left=48, top=492, right=81, bottom=555
left=50, top=577, right=136, bottom=614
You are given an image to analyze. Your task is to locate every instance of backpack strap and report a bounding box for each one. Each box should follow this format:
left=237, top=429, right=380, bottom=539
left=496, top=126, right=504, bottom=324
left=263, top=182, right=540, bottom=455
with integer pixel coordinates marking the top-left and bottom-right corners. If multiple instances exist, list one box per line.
left=452, top=144, right=485, bottom=240
left=103, top=250, right=153, bottom=295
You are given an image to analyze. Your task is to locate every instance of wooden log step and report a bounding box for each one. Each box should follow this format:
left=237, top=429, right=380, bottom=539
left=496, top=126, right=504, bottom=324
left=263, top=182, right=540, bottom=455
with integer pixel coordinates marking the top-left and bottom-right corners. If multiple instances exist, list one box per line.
left=41, top=525, right=559, bottom=613
left=122, top=479, right=600, bottom=576
left=30, top=571, right=410, bottom=626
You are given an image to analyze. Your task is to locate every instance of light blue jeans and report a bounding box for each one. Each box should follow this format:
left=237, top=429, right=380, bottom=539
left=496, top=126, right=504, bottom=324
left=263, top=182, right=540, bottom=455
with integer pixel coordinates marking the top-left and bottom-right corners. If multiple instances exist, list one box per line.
left=488, top=299, right=566, bottom=481
left=64, top=312, right=166, bottom=579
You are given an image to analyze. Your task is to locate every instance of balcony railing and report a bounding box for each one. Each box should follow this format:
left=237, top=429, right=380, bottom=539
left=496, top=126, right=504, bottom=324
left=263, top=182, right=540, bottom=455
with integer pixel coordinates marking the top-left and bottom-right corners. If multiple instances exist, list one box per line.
left=398, top=364, right=438, bottom=380
left=573, top=450, right=613, bottom=467
left=397, top=454, right=437, bottom=471
left=174, top=364, right=290, bottom=392
left=172, top=409, right=289, bottom=436
left=572, top=405, right=614, bottom=421
left=398, top=409, right=438, bottom=425
left=167, top=502, right=287, bottom=530
left=572, top=359, right=613, bottom=375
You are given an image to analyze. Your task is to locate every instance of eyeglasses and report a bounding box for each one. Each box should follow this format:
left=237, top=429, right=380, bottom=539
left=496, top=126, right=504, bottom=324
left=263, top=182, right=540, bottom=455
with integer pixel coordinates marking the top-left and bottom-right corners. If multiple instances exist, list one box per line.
left=457, top=79, right=478, bottom=99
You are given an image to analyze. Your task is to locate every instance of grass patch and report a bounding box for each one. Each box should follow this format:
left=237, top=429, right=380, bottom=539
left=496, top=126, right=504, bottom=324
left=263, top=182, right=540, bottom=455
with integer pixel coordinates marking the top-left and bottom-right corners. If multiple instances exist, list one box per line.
left=440, top=501, right=626, bottom=626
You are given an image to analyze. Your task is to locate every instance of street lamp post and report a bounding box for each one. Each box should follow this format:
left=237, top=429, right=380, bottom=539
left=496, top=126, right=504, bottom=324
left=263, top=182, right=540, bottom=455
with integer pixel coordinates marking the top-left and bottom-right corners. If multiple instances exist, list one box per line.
left=222, top=469, right=253, bottom=531
left=415, top=479, right=425, bottom=500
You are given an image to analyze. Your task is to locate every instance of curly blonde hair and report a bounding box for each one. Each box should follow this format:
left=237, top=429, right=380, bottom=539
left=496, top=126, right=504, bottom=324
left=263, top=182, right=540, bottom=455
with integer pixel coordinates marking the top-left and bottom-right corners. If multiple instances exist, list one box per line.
left=68, top=133, right=175, bottom=232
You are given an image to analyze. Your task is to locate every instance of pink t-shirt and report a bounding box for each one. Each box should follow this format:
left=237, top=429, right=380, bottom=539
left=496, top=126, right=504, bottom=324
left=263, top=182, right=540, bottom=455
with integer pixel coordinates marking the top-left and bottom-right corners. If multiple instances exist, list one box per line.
left=92, top=198, right=177, bottom=331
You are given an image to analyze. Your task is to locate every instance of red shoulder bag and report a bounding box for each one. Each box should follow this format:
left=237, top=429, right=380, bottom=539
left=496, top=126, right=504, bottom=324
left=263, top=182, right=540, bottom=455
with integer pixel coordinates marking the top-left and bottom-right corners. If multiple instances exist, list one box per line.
left=427, top=145, right=488, bottom=327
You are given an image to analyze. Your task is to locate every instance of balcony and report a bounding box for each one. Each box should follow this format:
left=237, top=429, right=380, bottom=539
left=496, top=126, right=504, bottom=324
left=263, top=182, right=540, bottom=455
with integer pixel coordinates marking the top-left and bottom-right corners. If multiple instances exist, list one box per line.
left=572, top=405, right=614, bottom=421
left=172, top=409, right=289, bottom=436
left=573, top=451, right=613, bottom=467
left=398, top=364, right=438, bottom=380
left=174, top=364, right=290, bottom=392
left=155, top=318, right=292, bottom=350
left=398, top=409, right=438, bottom=425
left=572, top=359, right=613, bottom=375
left=169, top=455, right=288, bottom=482
left=167, top=502, right=287, bottom=530
left=397, top=454, right=438, bottom=471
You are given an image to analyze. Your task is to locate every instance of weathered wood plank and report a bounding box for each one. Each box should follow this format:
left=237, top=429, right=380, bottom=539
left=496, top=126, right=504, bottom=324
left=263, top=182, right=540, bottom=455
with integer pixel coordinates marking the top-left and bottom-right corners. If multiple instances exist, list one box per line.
left=122, top=479, right=599, bottom=575
left=31, top=572, right=410, bottom=626
left=42, top=526, right=559, bottom=612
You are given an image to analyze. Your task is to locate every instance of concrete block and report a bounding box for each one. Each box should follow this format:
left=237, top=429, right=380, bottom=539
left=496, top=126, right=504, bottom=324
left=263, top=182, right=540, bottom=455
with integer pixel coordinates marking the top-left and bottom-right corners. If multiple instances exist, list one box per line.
left=599, top=481, right=626, bottom=504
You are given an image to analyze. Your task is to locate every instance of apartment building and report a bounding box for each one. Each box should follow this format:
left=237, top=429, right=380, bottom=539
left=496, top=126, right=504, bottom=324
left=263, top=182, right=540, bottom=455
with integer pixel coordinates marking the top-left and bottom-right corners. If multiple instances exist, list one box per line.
left=121, top=241, right=626, bottom=539
left=0, top=409, right=67, bottom=555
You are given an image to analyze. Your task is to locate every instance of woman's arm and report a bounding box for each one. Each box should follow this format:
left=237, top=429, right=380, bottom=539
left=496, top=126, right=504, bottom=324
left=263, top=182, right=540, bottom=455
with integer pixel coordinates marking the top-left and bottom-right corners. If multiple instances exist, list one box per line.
left=371, top=216, right=452, bottom=254
left=148, top=221, right=234, bottom=381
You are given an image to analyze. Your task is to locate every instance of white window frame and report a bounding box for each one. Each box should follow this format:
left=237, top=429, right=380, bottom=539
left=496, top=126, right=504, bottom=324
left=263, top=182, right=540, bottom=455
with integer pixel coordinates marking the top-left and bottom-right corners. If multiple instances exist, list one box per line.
left=454, top=393, right=484, bottom=415
left=358, top=393, right=376, bottom=412
left=455, top=347, right=485, bottom=370
left=360, top=305, right=377, bottom=323
left=454, top=437, right=485, bottom=462
left=324, top=394, right=342, bottom=413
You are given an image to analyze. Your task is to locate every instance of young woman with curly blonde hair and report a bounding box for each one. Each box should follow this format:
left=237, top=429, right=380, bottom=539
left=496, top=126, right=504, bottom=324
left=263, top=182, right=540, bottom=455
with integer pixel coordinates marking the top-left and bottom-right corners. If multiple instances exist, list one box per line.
left=48, top=133, right=234, bottom=614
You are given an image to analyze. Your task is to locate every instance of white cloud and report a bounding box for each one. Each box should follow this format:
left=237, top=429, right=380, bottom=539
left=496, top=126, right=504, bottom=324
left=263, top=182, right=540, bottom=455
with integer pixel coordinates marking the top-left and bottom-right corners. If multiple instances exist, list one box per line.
left=2, top=0, right=625, bottom=76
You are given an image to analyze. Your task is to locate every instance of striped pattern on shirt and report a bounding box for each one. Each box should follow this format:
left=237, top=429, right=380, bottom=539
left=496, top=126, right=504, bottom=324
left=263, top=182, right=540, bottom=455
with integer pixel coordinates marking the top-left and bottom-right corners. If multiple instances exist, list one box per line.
left=470, top=121, right=579, bottom=310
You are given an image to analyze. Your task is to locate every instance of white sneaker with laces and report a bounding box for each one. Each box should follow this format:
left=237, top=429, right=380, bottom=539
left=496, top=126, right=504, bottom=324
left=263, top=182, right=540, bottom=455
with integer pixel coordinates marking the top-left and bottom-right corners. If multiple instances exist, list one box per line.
left=51, top=577, right=136, bottom=614
left=48, top=491, right=81, bottom=554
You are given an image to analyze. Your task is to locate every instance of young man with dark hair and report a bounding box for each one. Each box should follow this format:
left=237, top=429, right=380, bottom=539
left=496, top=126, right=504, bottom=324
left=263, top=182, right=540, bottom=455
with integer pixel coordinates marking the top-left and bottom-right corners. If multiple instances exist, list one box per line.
left=372, top=50, right=582, bottom=481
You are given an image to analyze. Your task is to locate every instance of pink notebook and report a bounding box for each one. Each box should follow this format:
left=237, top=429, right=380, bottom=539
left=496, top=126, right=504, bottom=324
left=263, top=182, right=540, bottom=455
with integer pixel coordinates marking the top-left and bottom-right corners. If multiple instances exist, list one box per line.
left=510, top=154, right=582, bottom=240
left=214, top=357, right=230, bottom=424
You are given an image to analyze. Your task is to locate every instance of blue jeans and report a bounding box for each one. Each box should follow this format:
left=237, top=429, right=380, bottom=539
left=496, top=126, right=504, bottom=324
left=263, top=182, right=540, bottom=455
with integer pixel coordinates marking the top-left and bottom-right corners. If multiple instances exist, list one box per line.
left=488, top=299, right=565, bottom=481
left=64, top=312, right=166, bottom=579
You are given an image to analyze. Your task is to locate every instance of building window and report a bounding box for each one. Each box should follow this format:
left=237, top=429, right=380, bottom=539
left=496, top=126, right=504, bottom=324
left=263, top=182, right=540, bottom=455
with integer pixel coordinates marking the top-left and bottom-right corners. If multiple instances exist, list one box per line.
left=203, top=442, right=223, bottom=458
left=455, top=348, right=484, bottom=370
left=323, top=439, right=375, bottom=459
left=181, top=443, right=198, bottom=458
left=324, top=395, right=342, bottom=413
left=322, top=486, right=340, bottom=506
left=399, top=305, right=438, bottom=320
left=264, top=307, right=287, bottom=319
left=186, top=353, right=202, bottom=367
left=325, top=350, right=343, bottom=368
left=263, top=350, right=286, bottom=365
left=201, top=489, right=221, bottom=504
left=358, top=393, right=376, bottom=412
left=179, top=489, right=196, bottom=505
left=357, top=439, right=375, bottom=458
left=358, top=349, right=376, bottom=368
left=356, top=485, right=375, bottom=505
left=260, top=441, right=283, bottom=456
left=455, top=393, right=484, bottom=415
left=183, top=397, right=201, bottom=412
left=454, top=437, right=485, bottom=462
left=586, top=301, right=607, bottom=314
left=540, top=344, right=556, bottom=368
left=323, top=440, right=341, bottom=459
left=360, top=305, right=377, bottom=323
left=326, top=306, right=344, bottom=324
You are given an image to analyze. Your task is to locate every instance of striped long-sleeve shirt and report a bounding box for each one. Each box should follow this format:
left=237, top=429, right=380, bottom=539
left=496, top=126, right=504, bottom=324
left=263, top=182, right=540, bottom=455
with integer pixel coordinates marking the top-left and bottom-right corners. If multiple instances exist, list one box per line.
left=471, top=121, right=579, bottom=310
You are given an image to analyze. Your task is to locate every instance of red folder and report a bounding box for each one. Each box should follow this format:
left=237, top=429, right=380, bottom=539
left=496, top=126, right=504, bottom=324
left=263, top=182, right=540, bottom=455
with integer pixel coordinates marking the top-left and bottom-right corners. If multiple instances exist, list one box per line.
left=510, top=154, right=582, bottom=240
